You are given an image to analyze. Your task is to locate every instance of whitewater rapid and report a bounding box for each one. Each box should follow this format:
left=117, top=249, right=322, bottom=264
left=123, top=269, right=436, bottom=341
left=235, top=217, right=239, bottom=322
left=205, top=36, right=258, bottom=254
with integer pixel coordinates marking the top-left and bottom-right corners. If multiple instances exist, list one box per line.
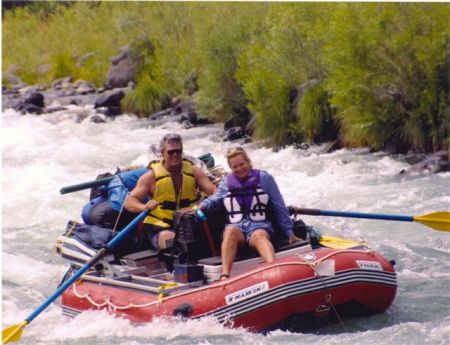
left=2, top=106, right=449, bottom=345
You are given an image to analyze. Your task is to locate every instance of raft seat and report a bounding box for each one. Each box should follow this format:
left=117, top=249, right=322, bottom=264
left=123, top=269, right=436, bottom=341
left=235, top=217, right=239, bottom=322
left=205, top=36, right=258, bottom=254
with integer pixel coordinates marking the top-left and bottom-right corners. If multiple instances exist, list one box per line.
left=120, top=249, right=160, bottom=268
left=198, top=240, right=312, bottom=282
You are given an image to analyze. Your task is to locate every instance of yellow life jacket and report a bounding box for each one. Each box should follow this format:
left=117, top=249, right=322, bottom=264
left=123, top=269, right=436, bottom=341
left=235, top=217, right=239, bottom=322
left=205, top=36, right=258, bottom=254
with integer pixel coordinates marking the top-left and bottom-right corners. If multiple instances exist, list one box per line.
left=143, top=159, right=199, bottom=228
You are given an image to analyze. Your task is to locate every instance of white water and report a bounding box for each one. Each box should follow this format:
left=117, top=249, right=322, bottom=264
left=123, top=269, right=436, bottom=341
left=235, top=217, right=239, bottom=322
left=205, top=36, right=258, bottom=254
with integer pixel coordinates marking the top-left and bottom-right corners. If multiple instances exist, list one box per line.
left=2, top=106, right=450, bottom=345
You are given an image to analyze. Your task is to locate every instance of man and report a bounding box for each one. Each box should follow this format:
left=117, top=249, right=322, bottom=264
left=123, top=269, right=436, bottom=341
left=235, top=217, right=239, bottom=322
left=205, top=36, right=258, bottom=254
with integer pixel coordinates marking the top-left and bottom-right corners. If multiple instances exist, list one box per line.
left=200, top=147, right=300, bottom=280
left=124, top=133, right=217, bottom=250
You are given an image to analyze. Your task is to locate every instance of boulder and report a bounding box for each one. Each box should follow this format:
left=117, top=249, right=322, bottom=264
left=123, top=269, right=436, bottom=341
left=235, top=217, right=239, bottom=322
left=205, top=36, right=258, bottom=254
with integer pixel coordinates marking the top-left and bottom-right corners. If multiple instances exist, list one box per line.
left=171, top=101, right=197, bottom=123
left=400, top=150, right=449, bottom=175
left=13, top=91, right=46, bottom=114
left=105, top=47, right=138, bottom=89
left=224, top=126, right=248, bottom=141
left=73, top=80, right=96, bottom=94
left=94, top=89, right=125, bottom=108
left=52, top=77, right=73, bottom=90
left=23, top=92, right=45, bottom=107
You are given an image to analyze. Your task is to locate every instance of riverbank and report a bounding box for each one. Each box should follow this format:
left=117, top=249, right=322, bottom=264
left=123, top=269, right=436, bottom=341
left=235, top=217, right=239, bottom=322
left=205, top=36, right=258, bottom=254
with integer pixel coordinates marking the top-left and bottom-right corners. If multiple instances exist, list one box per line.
left=3, top=2, right=449, bottom=153
left=2, top=80, right=448, bottom=176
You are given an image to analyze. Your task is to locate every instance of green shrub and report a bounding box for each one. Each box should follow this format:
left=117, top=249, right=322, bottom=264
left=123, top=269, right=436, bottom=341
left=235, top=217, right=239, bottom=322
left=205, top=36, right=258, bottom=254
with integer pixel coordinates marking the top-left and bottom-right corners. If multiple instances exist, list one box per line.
left=3, top=2, right=448, bottom=152
left=121, top=73, right=170, bottom=117
left=52, top=52, right=77, bottom=80
left=325, top=3, right=449, bottom=152
left=296, top=84, right=337, bottom=143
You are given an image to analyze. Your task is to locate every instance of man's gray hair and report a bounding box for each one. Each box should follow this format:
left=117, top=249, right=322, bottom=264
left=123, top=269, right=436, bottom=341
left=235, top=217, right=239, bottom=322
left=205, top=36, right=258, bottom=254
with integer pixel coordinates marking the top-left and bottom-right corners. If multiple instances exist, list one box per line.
left=159, top=133, right=183, bottom=152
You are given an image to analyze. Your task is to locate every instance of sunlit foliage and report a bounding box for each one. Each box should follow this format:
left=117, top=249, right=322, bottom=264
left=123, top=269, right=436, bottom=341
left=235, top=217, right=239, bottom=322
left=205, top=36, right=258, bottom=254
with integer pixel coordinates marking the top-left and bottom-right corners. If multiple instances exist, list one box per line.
left=3, top=2, right=448, bottom=152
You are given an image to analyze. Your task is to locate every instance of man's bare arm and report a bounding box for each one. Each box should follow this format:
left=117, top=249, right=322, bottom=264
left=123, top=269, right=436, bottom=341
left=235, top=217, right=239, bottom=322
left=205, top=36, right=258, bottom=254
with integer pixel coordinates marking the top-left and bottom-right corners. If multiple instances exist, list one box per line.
left=124, top=171, right=158, bottom=213
left=193, top=166, right=217, bottom=196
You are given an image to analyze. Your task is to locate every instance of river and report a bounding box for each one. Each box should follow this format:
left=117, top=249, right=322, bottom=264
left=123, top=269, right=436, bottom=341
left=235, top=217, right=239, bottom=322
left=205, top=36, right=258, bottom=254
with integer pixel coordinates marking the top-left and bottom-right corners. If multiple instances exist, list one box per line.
left=2, top=105, right=449, bottom=345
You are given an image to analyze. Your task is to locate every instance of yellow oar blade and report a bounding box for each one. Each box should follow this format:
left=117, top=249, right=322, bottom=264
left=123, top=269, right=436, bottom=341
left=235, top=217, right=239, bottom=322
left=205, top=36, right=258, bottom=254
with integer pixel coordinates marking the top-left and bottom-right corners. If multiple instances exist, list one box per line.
left=414, top=211, right=450, bottom=232
left=320, top=236, right=368, bottom=249
left=2, top=321, right=27, bottom=344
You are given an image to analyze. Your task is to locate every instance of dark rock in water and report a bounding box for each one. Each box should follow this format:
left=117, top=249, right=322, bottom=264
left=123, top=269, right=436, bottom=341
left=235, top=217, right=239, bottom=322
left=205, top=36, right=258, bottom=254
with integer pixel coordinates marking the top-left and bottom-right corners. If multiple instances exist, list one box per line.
left=90, top=115, right=107, bottom=123
left=293, top=142, right=310, bottom=150
left=225, top=114, right=251, bottom=131
left=172, top=100, right=213, bottom=125
left=96, top=106, right=122, bottom=117
left=14, top=103, right=44, bottom=115
left=403, top=152, right=428, bottom=165
left=148, top=100, right=213, bottom=126
left=324, top=140, right=341, bottom=153
left=13, top=91, right=45, bottom=115
left=400, top=150, right=449, bottom=175
left=224, top=126, right=248, bottom=141
left=181, top=120, right=194, bottom=129
left=24, top=92, right=45, bottom=107
left=171, top=101, right=197, bottom=123
left=94, top=89, right=125, bottom=108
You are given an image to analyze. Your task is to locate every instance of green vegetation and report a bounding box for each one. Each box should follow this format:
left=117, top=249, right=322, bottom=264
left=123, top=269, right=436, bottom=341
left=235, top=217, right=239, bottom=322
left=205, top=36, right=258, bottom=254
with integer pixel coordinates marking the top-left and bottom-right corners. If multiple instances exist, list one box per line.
left=3, top=2, right=449, bottom=152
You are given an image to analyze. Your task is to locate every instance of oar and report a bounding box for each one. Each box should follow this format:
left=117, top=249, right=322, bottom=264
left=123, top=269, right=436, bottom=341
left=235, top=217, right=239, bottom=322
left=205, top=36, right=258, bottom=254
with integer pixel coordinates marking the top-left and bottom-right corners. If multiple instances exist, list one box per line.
left=59, top=175, right=115, bottom=195
left=193, top=207, right=218, bottom=256
left=2, top=210, right=148, bottom=344
left=288, top=207, right=450, bottom=232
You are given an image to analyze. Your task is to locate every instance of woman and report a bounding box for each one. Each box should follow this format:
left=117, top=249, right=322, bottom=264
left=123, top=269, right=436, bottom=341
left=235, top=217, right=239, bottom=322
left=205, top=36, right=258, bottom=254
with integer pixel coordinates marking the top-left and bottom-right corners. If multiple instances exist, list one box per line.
left=199, top=147, right=300, bottom=280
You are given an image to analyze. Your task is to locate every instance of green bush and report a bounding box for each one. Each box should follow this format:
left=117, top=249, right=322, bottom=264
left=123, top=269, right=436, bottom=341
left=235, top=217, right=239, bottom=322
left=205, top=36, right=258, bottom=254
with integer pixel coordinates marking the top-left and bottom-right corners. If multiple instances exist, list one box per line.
left=296, top=84, right=337, bottom=143
left=3, top=2, right=448, bottom=152
left=325, top=3, right=449, bottom=152
left=121, top=73, right=170, bottom=117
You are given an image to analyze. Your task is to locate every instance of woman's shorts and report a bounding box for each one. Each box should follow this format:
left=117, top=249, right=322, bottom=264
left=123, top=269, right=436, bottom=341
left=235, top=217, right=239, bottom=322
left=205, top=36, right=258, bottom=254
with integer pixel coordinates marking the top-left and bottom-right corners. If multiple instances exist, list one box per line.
left=228, top=219, right=275, bottom=242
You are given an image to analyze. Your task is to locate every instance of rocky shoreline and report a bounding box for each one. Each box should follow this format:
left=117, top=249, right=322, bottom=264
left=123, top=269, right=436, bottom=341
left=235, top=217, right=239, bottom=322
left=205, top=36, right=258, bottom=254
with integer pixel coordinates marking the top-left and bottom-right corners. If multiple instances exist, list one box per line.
left=3, top=46, right=448, bottom=176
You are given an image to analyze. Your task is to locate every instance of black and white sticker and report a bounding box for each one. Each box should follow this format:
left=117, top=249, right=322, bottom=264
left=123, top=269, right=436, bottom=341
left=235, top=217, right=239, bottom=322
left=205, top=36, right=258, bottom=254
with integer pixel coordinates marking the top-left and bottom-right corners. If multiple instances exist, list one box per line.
left=225, top=281, right=269, bottom=305
left=356, top=260, right=383, bottom=271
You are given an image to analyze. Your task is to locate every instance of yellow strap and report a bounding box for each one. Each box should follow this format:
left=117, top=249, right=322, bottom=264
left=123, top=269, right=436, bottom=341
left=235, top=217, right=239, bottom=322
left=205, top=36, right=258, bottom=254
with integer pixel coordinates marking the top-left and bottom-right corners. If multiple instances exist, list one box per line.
left=157, top=282, right=179, bottom=300
left=319, top=236, right=367, bottom=249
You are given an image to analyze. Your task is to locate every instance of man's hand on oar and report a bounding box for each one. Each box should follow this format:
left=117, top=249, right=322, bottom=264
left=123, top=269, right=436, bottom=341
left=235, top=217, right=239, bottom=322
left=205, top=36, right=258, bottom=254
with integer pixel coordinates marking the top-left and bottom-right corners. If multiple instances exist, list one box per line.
left=288, top=207, right=450, bottom=232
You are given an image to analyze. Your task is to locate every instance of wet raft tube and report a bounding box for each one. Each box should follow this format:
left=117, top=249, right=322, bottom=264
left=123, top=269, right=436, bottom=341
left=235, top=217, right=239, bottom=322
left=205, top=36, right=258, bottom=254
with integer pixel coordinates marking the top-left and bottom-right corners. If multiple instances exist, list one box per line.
left=60, top=243, right=396, bottom=331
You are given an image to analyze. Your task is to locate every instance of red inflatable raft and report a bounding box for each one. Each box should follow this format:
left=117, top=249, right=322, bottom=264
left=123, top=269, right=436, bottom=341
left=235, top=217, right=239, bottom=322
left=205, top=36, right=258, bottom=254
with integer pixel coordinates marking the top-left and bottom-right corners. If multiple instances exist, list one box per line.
left=59, top=235, right=396, bottom=331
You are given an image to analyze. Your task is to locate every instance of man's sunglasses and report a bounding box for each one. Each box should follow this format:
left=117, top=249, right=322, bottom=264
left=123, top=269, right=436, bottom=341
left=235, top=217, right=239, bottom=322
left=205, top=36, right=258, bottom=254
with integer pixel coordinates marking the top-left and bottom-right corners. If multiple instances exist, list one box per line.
left=167, top=149, right=182, bottom=156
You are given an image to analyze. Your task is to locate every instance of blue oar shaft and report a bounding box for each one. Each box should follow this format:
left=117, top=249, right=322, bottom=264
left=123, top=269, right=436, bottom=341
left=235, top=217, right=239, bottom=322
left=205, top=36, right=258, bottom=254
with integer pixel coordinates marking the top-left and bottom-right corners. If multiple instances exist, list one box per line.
left=24, top=210, right=147, bottom=323
left=290, top=207, right=414, bottom=222
left=318, top=209, right=414, bottom=222
left=59, top=176, right=115, bottom=195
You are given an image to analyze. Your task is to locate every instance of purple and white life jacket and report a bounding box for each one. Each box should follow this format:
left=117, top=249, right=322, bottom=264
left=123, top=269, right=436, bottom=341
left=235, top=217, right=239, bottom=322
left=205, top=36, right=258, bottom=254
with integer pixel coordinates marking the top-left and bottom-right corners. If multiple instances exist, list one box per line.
left=223, top=169, right=269, bottom=223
